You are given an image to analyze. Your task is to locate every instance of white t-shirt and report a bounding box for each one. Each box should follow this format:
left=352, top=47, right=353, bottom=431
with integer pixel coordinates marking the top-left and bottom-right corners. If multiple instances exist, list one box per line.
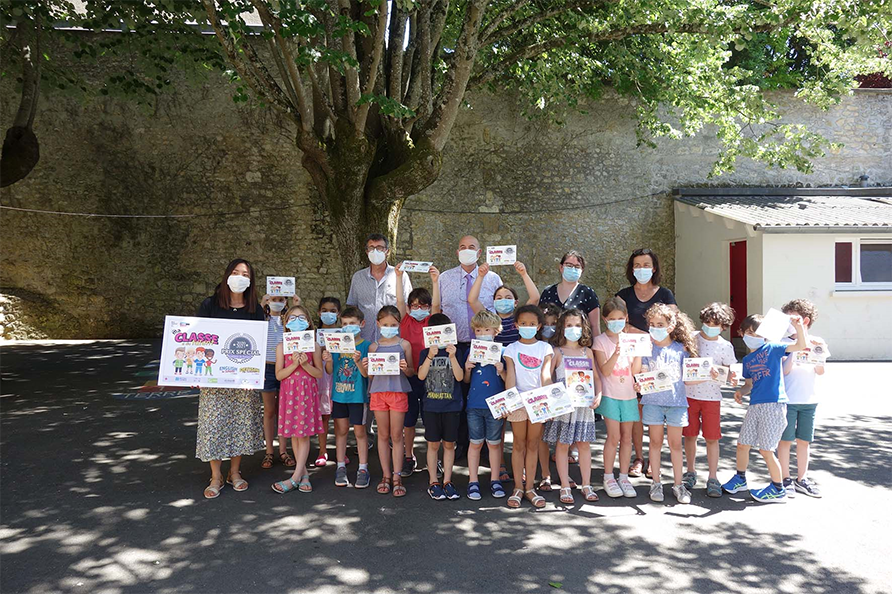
left=504, top=340, right=554, bottom=393
left=785, top=335, right=828, bottom=404
left=686, top=333, right=737, bottom=402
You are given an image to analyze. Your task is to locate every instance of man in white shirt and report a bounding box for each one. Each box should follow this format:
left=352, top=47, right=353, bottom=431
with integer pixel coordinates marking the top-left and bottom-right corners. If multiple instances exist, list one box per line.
left=438, top=235, right=502, bottom=344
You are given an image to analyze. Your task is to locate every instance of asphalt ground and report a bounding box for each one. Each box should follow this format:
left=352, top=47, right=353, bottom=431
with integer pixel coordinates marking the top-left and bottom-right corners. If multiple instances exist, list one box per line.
left=1, top=340, right=890, bottom=594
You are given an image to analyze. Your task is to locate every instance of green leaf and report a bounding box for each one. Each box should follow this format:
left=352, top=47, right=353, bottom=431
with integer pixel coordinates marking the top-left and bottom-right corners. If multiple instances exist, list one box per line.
left=549, top=582, right=563, bottom=589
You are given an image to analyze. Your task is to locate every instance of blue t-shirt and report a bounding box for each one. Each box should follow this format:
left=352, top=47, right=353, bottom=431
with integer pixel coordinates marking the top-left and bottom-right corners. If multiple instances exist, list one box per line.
left=641, top=341, right=687, bottom=407
left=331, top=340, right=371, bottom=404
left=420, top=346, right=468, bottom=413
left=743, top=342, right=788, bottom=404
left=467, top=362, right=505, bottom=409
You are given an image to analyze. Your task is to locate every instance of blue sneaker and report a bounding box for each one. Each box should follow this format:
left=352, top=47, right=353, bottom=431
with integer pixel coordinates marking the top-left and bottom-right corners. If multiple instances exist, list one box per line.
left=750, top=483, right=787, bottom=503
left=467, top=481, right=482, bottom=501
left=428, top=482, right=446, bottom=500
left=444, top=482, right=460, bottom=500
left=722, top=474, right=749, bottom=494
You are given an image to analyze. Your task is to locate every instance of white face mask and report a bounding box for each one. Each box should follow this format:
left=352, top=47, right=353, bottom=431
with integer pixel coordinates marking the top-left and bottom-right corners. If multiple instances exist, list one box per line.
left=268, top=301, right=286, bottom=313
left=458, top=249, right=479, bottom=266
left=368, top=250, right=386, bottom=266
left=227, top=274, right=251, bottom=294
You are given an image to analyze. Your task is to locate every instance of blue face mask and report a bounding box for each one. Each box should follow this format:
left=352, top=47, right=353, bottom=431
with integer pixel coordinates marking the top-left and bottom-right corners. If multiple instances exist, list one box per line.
left=701, top=324, right=722, bottom=338
left=562, top=266, right=582, bottom=283
left=380, top=326, right=400, bottom=339
left=409, top=308, right=430, bottom=321
left=743, top=335, right=766, bottom=351
left=564, top=327, right=583, bottom=342
left=342, top=324, right=362, bottom=336
left=475, top=334, right=494, bottom=342
left=541, top=325, right=556, bottom=338
left=286, top=317, right=309, bottom=332
left=494, top=299, right=516, bottom=315
left=606, top=319, right=626, bottom=334
left=634, top=268, right=654, bottom=284
left=649, top=326, right=669, bottom=342
left=320, top=312, right=338, bottom=326
left=518, top=326, right=538, bottom=340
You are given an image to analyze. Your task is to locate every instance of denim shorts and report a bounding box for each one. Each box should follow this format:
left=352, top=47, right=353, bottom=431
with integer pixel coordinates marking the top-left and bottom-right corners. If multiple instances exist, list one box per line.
left=263, top=362, right=280, bottom=392
left=781, top=403, right=818, bottom=443
left=641, top=404, right=689, bottom=428
left=466, top=408, right=504, bottom=445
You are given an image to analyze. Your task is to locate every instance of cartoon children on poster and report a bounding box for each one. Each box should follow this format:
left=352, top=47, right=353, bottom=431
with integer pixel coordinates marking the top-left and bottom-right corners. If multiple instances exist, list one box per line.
left=174, top=347, right=185, bottom=375
left=195, top=347, right=206, bottom=375
left=204, top=349, right=216, bottom=375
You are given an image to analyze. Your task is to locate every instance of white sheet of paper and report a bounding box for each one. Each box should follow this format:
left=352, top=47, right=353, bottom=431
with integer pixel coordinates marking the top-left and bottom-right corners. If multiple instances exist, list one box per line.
left=423, top=323, right=458, bottom=348
left=620, top=334, right=653, bottom=357
left=521, top=383, right=574, bottom=424
left=283, top=331, right=316, bottom=354
left=266, top=276, right=296, bottom=297
left=683, top=357, right=714, bottom=381
left=401, top=261, right=433, bottom=273
left=486, top=245, right=517, bottom=266
left=469, top=339, right=503, bottom=365
left=368, top=352, right=400, bottom=375
left=755, top=308, right=791, bottom=342
left=323, top=332, right=356, bottom=354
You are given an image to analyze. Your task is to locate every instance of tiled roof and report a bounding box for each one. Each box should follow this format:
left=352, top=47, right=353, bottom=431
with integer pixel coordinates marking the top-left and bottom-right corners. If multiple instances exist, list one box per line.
left=674, top=188, right=892, bottom=232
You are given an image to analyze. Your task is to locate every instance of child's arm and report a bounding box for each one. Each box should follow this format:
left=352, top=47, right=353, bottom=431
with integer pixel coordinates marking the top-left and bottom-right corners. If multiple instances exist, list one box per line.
left=430, top=266, right=442, bottom=314
left=447, top=344, right=463, bottom=382
left=504, top=356, right=516, bottom=390
left=783, top=353, right=795, bottom=375
left=394, top=263, right=407, bottom=318
left=540, top=354, right=553, bottom=386
left=514, top=261, right=540, bottom=305
left=418, top=347, right=435, bottom=380
left=299, top=348, right=323, bottom=379
left=550, top=349, right=562, bottom=382
left=596, top=340, right=621, bottom=376
left=463, top=357, right=475, bottom=383
left=784, top=317, right=808, bottom=353
left=468, top=264, right=488, bottom=314
left=323, top=349, right=333, bottom=374
left=354, top=348, right=369, bottom=378
left=589, top=348, right=603, bottom=407
left=401, top=339, right=415, bottom=377
left=734, top=378, right=753, bottom=403
left=275, top=344, right=300, bottom=381
left=630, top=356, right=642, bottom=376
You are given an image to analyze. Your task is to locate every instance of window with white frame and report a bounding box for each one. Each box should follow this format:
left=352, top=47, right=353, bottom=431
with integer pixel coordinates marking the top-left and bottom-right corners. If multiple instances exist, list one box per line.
left=835, top=238, right=892, bottom=288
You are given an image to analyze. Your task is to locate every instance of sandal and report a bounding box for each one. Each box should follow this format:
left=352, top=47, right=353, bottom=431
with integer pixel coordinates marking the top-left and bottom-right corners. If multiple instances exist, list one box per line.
left=227, top=473, right=248, bottom=492
left=261, top=452, right=274, bottom=469
left=499, top=465, right=511, bottom=482
left=377, top=476, right=392, bottom=494
left=538, top=476, right=553, bottom=492
left=204, top=478, right=224, bottom=499
left=559, top=487, right=575, bottom=504
left=525, top=489, right=546, bottom=508
left=298, top=474, right=312, bottom=493
left=314, top=453, right=328, bottom=467
left=271, top=478, right=300, bottom=494
left=507, top=488, right=524, bottom=508
left=491, top=480, right=506, bottom=498
left=280, top=452, right=296, bottom=467
left=581, top=485, right=599, bottom=502
left=392, top=475, right=406, bottom=498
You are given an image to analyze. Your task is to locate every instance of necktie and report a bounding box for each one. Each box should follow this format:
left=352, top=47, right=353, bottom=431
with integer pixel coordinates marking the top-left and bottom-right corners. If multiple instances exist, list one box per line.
left=466, top=272, right=476, bottom=340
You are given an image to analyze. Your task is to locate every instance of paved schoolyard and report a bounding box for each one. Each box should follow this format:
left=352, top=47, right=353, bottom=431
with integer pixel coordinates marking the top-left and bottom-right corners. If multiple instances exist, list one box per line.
left=1, top=340, right=890, bottom=594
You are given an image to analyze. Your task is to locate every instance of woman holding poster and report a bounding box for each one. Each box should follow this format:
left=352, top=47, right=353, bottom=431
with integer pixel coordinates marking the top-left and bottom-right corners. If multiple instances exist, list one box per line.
left=196, top=259, right=266, bottom=499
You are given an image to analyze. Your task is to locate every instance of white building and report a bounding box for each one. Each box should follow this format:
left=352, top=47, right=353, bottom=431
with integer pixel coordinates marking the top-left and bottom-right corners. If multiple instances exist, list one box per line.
left=673, top=187, right=892, bottom=360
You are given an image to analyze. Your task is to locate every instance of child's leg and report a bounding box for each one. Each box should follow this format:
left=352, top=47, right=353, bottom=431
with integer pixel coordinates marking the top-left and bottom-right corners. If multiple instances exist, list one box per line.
left=684, top=435, right=697, bottom=473
left=510, top=421, right=528, bottom=492
left=317, top=414, right=330, bottom=458
left=468, top=441, right=483, bottom=483
left=603, top=418, right=620, bottom=476
left=404, top=425, right=417, bottom=462
left=334, top=418, right=350, bottom=463
left=778, top=440, right=793, bottom=479
left=736, top=443, right=752, bottom=473
left=443, top=441, right=456, bottom=483
left=705, top=439, right=720, bottom=480
left=759, top=449, right=783, bottom=483
left=795, top=439, right=811, bottom=480
left=555, top=442, right=571, bottom=488
left=648, top=424, right=664, bottom=481
left=354, top=424, right=369, bottom=466
left=618, top=422, right=633, bottom=475
left=667, top=426, right=684, bottom=486
left=375, top=411, right=392, bottom=476
left=427, top=440, right=441, bottom=484
left=576, top=442, right=592, bottom=487
left=290, top=436, right=310, bottom=479
left=525, top=422, right=543, bottom=491
left=633, top=408, right=645, bottom=461
left=538, top=441, right=551, bottom=481
left=488, top=441, right=503, bottom=482
left=389, top=410, right=406, bottom=478
left=261, top=391, right=280, bottom=455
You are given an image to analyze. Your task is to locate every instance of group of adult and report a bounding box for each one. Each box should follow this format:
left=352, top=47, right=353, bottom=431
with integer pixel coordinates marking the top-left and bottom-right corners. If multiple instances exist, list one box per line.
left=193, top=233, right=678, bottom=496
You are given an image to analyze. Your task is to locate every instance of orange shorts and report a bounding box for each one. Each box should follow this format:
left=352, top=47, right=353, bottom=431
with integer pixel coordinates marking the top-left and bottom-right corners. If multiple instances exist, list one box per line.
left=682, top=398, right=722, bottom=440
left=370, top=391, right=409, bottom=413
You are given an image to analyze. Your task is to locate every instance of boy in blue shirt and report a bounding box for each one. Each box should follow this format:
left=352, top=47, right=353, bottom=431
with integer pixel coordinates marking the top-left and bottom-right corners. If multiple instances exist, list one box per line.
left=723, top=313, right=807, bottom=502
left=418, top=313, right=467, bottom=500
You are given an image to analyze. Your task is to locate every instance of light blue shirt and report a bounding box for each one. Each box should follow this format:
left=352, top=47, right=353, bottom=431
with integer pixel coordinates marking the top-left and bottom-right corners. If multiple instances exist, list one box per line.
left=438, top=265, right=502, bottom=342
left=346, top=265, right=412, bottom=344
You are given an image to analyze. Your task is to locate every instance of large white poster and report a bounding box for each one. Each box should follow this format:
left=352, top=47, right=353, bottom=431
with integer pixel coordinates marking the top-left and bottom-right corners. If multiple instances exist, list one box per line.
left=158, top=316, right=268, bottom=389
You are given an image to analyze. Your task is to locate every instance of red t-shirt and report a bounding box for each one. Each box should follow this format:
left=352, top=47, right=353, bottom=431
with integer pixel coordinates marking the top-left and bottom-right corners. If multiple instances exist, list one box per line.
left=400, top=315, right=428, bottom=369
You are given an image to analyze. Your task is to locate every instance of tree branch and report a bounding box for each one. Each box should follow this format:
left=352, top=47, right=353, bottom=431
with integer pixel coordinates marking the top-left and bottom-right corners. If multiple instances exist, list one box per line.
left=482, top=0, right=601, bottom=46
left=321, top=2, right=348, bottom=115
left=355, top=0, right=389, bottom=133
left=400, top=12, right=417, bottom=102
left=338, top=0, right=361, bottom=125
left=478, top=0, right=530, bottom=43
left=387, top=2, right=407, bottom=106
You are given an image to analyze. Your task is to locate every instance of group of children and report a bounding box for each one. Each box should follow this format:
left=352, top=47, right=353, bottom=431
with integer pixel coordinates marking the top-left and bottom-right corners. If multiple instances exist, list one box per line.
left=258, top=267, right=827, bottom=506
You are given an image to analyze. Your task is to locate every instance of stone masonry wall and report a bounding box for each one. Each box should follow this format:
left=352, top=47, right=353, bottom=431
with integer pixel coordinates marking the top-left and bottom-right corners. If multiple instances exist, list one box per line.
left=2, top=62, right=890, bottom=338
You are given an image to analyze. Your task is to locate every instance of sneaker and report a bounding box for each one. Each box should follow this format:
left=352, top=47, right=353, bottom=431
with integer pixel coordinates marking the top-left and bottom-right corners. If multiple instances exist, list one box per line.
left=355, top=468, right=371, bottom=489
left=722, top=474, right=749, bottom=494
left=672, top=484, right=692, bottom=504
left=619, top=477, right=637, bottom=498
left=467, top=481, right=482, bottom=501
left=629, top=458, right=644, bottom=478
left=794, top=478, right=822, bottom=498
left=604, top=477, right=623, bottom=498
left=750, top=483, right=787, bottom=503
left=783, top=477, right=796, bottom=499
left=335, top=465, right=349, bottom=487
left=444, top=482, right=460, bottom=500
left=682, top=471, right=697, bottom=490
left=428, top=482, right=446, bottom=500
left=400, top=457, right=416, bottom=478
left=649, top=482, right=664, bottom=502
left=706, top=478, right=722, bottom=498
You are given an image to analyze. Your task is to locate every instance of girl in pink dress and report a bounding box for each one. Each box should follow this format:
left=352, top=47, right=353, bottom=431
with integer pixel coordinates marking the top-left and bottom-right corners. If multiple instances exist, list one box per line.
left=272, top=305, right=324, bottom=495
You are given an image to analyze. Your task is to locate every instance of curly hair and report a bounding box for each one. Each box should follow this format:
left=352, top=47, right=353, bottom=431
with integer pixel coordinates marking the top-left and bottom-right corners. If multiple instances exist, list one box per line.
left=782, top=299, right=817, bottom=328
left=553, top=308, right=593, bottom=348
left=699, top=302, right=735, bottom=329
left=645, top=303, right=698, bottom=356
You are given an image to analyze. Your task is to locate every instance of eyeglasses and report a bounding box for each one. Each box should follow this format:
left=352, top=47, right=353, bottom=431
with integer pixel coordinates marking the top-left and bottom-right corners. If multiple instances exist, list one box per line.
left=288, top=315, right=308, bottom=322
left=563, top=264, right=582, bottom=270
left=366, top=246, right=387, bottom=253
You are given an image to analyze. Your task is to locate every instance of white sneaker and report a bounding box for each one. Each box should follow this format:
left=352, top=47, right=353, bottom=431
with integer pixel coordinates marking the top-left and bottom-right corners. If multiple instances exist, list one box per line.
left=672, top=484, right=692, bottom=504
left=649, top=482, right=664, bottom=502
left=619, top=477, right=637, bottom=498
left=604, top=477, right=623, bottom=498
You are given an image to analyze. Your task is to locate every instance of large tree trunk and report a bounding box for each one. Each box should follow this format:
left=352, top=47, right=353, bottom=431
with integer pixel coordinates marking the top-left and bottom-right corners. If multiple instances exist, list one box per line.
left=1, top=16, right=41, bottom=188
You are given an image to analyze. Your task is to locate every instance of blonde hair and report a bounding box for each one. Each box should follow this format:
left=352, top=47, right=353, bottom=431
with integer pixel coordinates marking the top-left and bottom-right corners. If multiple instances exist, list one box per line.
left=471, top=310, right=502, bottom=333
left=645, top=303, right=698, bottom=356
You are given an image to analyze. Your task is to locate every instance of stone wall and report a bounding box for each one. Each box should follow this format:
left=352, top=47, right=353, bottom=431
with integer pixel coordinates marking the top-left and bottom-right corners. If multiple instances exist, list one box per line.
left=2, top=64, right=890, bottom=337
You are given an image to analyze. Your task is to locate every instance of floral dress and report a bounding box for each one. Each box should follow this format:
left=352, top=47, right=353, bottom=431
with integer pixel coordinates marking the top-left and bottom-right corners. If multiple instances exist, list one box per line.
left=278, top=353, right=324, bottom=438
left=195, top=388, right=264, bottom=462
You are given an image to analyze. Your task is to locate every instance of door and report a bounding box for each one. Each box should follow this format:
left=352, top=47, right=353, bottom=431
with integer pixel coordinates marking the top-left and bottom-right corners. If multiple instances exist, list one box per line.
left=729, top=241, right=747, bottom=337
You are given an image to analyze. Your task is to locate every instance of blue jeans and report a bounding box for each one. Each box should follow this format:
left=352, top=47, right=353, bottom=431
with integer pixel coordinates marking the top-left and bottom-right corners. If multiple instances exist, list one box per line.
left=467, top=408, right=504, bottom=445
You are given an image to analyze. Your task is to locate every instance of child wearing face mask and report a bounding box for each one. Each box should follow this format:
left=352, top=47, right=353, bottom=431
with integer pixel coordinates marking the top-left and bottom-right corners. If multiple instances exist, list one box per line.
left=636, top=303, right=698, bottom=505
left=271, top=305, right=324, bottom=495
left=544, top=309, right=603, bottom=504
left=541, top=303, right=561, bottom=342
left=538, top=302, right=564, bottom=484
left=722, top=313, right=807, bottom=503
left=593, top=297, right=642, bottom=498
left=469, top=262, right=540, bottom=347
left=367, top=305, right=415, bottom=497
left=395, top=264, right=441, bottom=478
left=503, top=304, right=554, bottom=509
left=312, top=297, right=342, bottom=468
left=259, top=295, right=293, bottom=469
left=682, top=302, right=738, bottom=497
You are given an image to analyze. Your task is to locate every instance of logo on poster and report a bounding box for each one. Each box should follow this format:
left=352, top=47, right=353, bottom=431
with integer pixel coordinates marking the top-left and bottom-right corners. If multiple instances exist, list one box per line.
left=222, top=333, right=260, bottom=364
